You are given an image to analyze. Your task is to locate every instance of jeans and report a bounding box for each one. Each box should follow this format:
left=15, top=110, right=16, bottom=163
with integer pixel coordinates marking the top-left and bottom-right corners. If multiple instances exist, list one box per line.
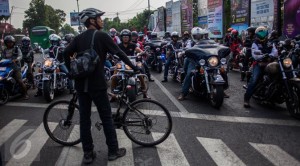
left=78, top=90, right=119, bottom=153
left=164, top=56, right=175, bottom=79
left=181, top=58, right=196, bottom=95
left=245, top=64, right=263, bottom=100
left=59, top=64, right=74, bottom=90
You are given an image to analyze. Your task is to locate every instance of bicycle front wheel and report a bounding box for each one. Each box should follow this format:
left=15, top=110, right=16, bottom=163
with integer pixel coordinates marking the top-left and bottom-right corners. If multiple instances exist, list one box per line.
left=43, top=100, right=81, bottom=146
left=122, top=99, right=172, bottom=146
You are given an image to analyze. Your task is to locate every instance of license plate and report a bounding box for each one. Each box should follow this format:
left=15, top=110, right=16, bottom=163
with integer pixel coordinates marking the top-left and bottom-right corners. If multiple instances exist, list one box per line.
left=0, top=67, right=6, bottom=71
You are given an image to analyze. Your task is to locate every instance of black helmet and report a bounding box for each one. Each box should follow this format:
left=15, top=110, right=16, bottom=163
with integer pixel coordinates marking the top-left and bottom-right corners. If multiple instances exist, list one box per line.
left=79, top=8, right=105, bottom=24
left=165, top=31, right=171, bottom=37
left=120, top=29, right=131, bottom=37
left=4, top=35, right=15, bottom=46
left=151, top=32, right=157, bottom=38
left=171, top=31, right=179, bottom=38
left=131, top=31, right=138, bottom=37
left=21, top=36, right=31, bottom=46
left=269, top=30, right=278, bottom=39
left=246, top=27, right=257, bottom=34
left=64, top=33, right=75, bottom=43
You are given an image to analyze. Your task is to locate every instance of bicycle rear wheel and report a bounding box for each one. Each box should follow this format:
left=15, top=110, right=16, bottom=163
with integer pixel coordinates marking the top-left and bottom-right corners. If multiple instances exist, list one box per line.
left=43, top=100, right=81, bottom=146
left=122, top=99, right=172, bottom=146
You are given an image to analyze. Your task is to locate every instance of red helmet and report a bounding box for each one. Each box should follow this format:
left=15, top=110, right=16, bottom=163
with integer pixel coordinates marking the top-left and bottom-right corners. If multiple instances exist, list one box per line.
left=231, top=29, right=238, bottom=36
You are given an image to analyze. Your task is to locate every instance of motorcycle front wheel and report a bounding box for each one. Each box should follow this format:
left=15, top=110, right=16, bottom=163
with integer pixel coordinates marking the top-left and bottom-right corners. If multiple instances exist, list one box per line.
left=157, top=61, right=162, bottom=73
left=44, top=81, right=55, bottom=102
left=0, top=89, right=9, bottom=105
left=210, top=85, right=224, bottom=109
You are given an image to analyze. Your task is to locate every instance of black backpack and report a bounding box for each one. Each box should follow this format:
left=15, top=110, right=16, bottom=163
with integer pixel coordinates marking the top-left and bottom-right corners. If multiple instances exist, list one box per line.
left=69, top=30, right=100, bottom=79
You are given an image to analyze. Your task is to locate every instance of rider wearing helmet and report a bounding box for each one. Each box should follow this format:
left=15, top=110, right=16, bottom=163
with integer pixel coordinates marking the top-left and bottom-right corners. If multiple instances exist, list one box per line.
left=63, top=8, right=139, bottom=163
left=131, top=31, right=144, bottom=50
left=162, top=31, right=182, bottom=82
left=202, top=29, right=210, bottom=40
left=109, top=28, right=121, bottom=44
left=1, top=35, right=29, bottom=99
left=138, top=31, right=145, bottom=44
left=268, top=30, right=279, bottom=46
left=150, top=32, right=158, bottom=40
left=20, top=36, right=35, bottom=88
left=224, top=28, right=233, bottom=46
left=244, top=26, right=278, bottom=108
left=228, top=29, right=242, bottom=69
left=64, top=33, right=75, bottom=46
left=164, top=31, right=171, bottom=41
left=182, top=31, right=192, bottom=48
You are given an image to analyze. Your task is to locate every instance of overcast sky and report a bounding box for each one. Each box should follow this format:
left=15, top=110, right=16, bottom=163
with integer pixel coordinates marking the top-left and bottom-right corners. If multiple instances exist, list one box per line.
left=9, top=0, right=171, bottom=29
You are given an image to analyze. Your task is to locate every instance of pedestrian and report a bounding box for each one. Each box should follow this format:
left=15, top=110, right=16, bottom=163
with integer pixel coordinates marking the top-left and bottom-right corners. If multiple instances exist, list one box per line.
left=63, top=8, right=140, bottom=164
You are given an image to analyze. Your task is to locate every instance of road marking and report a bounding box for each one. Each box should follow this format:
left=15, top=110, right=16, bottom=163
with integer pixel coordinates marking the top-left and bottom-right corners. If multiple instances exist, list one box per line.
left=152, top=76, right=189, bottom=113
left=5, top=102, right=300, bottom=127
left=153, top=133, right=190, bottom=166
left=55, top=125, right=82, bottom=166
left=197, top=137, right=246, bottom=166
left=250, top=143, right=300, bottom=166
left=6, top=122, right=57, bottom=166
left=0, top=119, right=27, bottom=147
left=108, top=129, right=134, bottom=166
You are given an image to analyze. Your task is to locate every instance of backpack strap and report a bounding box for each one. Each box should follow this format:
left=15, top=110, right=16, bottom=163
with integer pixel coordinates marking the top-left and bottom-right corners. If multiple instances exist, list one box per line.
left=90, top=30, right=97, bottom=49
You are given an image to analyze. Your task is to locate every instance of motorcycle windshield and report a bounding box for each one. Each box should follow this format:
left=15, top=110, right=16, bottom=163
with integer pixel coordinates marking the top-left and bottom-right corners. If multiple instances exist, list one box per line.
left=0, top=59, right=13, bottom=67
left=185, top=47, right=216, bottom=61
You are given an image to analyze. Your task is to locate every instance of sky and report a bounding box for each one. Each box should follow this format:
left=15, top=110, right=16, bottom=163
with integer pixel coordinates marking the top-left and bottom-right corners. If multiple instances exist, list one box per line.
left=9, top=0, right=171, bottom=29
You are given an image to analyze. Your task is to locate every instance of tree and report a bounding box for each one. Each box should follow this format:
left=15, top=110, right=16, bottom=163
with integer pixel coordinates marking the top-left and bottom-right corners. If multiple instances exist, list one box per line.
left=193, top=0, right=198, bottom=27
left=60, top=24, right=77, bottom=35
left=23, top=0, right=66, bottom=32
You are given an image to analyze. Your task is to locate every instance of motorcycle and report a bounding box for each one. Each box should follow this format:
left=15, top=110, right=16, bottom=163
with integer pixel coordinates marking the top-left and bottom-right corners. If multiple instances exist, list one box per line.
left=145, top=40, right=166, bottom=73
left=167, top=44, right=185, bottom=82
left=252, top=51, right=300, bottom=119
left=111, top=55, right=148, bottom=102
left=35, top=46, right=69, bottom=102
left=229, top=43, right=242, bottom=70
left=0, top=59, right=29, bottom=105
left=184, top=44, right=230, bottom=108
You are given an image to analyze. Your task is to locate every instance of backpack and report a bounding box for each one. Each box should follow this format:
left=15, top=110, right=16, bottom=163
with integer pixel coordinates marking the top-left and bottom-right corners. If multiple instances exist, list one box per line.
left=69, top=30, right=100, bottom=79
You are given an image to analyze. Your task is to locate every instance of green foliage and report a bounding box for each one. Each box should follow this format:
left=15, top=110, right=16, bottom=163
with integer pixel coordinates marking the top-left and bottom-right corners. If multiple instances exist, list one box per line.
left=60, top=24, right=77, bottom=35
left=193, top=0, right=198, bottom=26
left=23, top=0, right=66, bottom=33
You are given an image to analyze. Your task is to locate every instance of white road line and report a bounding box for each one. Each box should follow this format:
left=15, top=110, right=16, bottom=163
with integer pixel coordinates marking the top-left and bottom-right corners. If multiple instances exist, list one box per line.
left=0, top=119, right=27, bottom=147
left=152, top=76, right=189, bottom=113
left=5, top=102, right=300, bottom=127
left=153, top=133, right=190, bottom=166
left=55, top=125, right=82, bottom=166
left=108, top=129, right=134, bottom=166
left=250, top=143, right=300, bottom=166
left=197, top=137, right=246, bottom=166
left=6, top=122, right=58, bottom=166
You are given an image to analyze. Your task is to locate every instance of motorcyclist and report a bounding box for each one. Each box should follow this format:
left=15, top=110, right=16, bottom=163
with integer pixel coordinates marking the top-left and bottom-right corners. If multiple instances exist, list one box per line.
left=20, top=36, right=35, bottom=89
left=268, top=30, right=280, bottom=46
left=244, top=26, right=278, bottom=108
left=241, top=27, right=257, bottom=82
left=110, top=29, right=150, bottom=100
left=64, top=33, right=75, bottom=46
left=109, top=28, right=121, bottom=44
left=162, top=31, right=182, bottom=82
left=163, top=31, right=171, bottom=41
left=1, top=35, right=29, bottom=99
left=202, top=29, right=210, bottom=40
left=224, top=28, right=233, bottom=46
left=182, top=31, right=192, bottom=48
left=228, top=29, right=243, bottom=69
left=138, top=31, right=145, bottom=44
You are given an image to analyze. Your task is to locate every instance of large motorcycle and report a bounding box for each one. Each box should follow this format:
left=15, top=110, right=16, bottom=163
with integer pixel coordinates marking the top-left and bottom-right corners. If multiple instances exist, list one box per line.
left=111, top=55, right=148, bottom=102
left=166, top=44, right=185, bottom=82
left=184, top=44, right=230, bottom=108
left=252, top=51, right=300, bottom=119
left=35, top=47, right=69, bottom=102
left=0, top=59, right=30, bottom=105
left=145, top=40, right=166, bottom=73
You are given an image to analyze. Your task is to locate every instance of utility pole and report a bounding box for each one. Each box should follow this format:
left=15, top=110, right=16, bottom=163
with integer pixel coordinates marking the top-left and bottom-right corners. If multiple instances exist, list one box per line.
left=148, top=0, right=150, bottom=12
left=9, top=6, right=14, bottom=25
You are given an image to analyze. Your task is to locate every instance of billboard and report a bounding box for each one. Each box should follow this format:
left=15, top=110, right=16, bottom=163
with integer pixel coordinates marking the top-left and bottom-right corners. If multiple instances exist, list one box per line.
left=0, top=0, right=10, bottom=16
left=70, top=12, right=80, bottom=26
left=283, top=0, right=300, bottom=38
left=181, top=0, right=193, bottom=33
left=166, top=1, right=173, bottom=32
left=230, top=0, right=250, bottom=33
left=251, top=0, right=275, bottom=31
left=207, top=0, right=223, bottom=38
left=172, top=1, right=182, bottom=35
left=198, top=0, right=208, bottom=28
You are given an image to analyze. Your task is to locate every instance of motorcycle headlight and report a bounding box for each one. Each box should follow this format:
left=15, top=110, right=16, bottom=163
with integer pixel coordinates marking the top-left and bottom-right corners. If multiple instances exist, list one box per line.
left=283, top=58, right=292, bottom=68
left=125, top=65, right=132, bottom=70
left=208, top=56, right=219, bottom=67
left=116, top=63, right=122, bottom=69
left=199, top=59, right=205, bottom=66
left=44, top=59, right=53, bottom=67
left=221, top=58, right=227, bottom=65
left=36, top=62, right=42, bottom=68
left=0, top=76, right=3, bottom=81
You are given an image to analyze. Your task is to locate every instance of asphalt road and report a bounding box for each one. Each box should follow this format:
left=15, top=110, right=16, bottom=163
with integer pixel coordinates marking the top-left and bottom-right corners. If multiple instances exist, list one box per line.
left=0, top=56, right=300, bottom=166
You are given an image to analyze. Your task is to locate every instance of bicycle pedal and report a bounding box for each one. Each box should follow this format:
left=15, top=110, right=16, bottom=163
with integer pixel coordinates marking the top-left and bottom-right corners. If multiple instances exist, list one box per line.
left=95, top=122, right=102, bottom=131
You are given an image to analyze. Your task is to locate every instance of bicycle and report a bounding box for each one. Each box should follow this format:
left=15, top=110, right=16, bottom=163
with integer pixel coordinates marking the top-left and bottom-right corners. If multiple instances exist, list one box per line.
left=43, top=70, right=172, bottom=147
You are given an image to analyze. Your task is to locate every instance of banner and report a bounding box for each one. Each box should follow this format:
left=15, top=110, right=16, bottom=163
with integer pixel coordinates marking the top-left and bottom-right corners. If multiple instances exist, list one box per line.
left=181, top=0, right=193, bottom=33
left=0, top=0, right=10, bottom=16
left=172, top=1, right=182, bottom=35
left=283, top=0, right=300, bottom=38
left=166, top=1, right=173, bottom=32
left=251, top=0, right=275, bottom=31
left=207, top=0, right=223, bottom=38
left=70, top=12, right=80, bottom=26
left=230, top=0, right=250, bottom=33
left=198, top=0, right=208, bottom=28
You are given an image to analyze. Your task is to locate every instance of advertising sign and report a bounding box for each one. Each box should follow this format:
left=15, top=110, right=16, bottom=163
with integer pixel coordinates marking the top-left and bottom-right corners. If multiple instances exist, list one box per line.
left=0, top=0, right=10, bottom=16
left=283, top=0, right=300, bottom=38
left=166, top=1, right=173, bottom=32
left=181, top=0, right=193, bottom=33
left=207, top=0, right=223, bottom=38
left=230, top=0, right=250, bottom=33
left=70, top=12, right=80, bottom=26
left=251, top=0, right=275, bottom=31
left=172, top=1, right=182, bottom=35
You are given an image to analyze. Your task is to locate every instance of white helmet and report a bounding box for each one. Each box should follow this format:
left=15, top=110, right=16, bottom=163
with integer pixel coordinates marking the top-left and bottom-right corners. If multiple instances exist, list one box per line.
left=49, top=34, right=61, bottom=41
left=201, top=29, right=209, bottom=35
left=78, top=8, right=105, bottom=24
left=191, top=27, right=203, bottom=42
left=171, top=31, right=179, bottom=38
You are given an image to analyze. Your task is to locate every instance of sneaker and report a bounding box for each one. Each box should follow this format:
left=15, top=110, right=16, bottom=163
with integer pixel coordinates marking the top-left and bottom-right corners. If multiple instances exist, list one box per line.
left=143, top=93, right=151, bottom=99
left=177, top=93, right=186, bottom=101
left=108, top=148, right=126, bottom=161
left=83, top=151, right=96, bottom=164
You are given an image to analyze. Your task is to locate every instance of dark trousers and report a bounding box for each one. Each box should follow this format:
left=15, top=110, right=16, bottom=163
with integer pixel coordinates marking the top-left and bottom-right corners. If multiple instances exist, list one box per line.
left=78, top=90, right=119, bottom=153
